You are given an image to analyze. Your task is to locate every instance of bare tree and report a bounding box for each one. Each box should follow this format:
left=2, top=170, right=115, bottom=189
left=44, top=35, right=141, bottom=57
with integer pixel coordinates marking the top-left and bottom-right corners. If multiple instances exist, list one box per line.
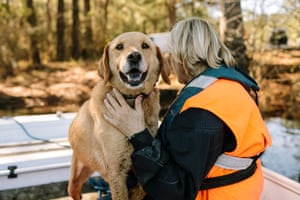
left=46, top=0, right=52, bottom=32
left=26, top=0, right=41, bottom=66
left=56, top=0, right=65, bottom=61
left=220, top=0, right=249, bottom=73
left=82, top=0, right=93, bottom=58
left=84, top=0, right=92, bottom=43
left=0, top=0, right=14, bottom=77
left=165, top=0, right=177, bottom=29
left=99, top=0, right=110, bottom=53
left=72, top=0, right=80, bottom=59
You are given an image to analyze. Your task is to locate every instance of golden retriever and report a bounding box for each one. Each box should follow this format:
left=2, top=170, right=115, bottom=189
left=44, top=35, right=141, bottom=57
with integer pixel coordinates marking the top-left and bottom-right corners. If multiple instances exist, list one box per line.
left=68, top=32, right=170, bottom=200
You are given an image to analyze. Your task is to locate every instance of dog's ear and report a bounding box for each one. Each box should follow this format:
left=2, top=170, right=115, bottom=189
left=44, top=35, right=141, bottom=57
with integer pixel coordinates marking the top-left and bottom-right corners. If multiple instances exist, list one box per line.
left=98, top=44, right=111, bottom=83
left=156, top=47, right=171, bottom=84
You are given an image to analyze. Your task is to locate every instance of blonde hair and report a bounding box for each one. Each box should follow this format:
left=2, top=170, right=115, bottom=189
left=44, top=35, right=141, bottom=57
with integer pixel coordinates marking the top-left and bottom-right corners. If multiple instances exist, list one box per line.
left=170, top=17, right=236, bottom=75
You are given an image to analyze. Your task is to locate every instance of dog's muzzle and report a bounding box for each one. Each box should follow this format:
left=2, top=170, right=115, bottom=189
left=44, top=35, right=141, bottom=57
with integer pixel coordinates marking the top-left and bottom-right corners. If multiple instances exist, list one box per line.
left=119, top=51, right=147, bottom=87
left=119, top=69, right=147, bottom=87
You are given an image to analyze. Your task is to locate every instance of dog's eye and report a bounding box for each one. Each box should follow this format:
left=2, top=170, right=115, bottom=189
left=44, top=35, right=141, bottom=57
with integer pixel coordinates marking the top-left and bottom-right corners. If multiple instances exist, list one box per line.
left=116, top=43, right=123, bottom=50
left=141, top=42, right=149, bottom=49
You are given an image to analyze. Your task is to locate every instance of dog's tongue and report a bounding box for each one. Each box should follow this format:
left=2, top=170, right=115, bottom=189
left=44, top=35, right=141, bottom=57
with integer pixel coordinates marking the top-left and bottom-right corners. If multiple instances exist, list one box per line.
left=126, top=72, right=142, bottom=86
left=120, top=70, right=147, bottom=87
left=127, top=72, right=142, bottom=82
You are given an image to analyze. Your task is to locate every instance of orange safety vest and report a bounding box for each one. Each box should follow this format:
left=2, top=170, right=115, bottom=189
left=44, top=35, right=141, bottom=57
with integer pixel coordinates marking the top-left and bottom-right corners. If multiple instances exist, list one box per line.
left=180, top=79, right=272, bottom=200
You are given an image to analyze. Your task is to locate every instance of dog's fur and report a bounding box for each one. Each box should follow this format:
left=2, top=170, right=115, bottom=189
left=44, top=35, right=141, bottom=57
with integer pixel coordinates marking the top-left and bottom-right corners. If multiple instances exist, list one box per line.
left=68, top=32, right=170, bottom=200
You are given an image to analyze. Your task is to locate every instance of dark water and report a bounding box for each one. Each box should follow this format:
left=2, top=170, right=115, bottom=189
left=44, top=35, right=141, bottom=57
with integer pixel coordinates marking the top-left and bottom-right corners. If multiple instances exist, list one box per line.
left=262, top=117, right=300, bottom=182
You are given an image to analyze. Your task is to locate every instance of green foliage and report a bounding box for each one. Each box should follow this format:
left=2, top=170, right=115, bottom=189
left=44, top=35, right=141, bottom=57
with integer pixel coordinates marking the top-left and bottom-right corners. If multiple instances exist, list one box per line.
left=0, top=0, right=212, bottom=76
left=0, top=2, right=26, bottom=77
left=1, top=0, right=299, bottom=77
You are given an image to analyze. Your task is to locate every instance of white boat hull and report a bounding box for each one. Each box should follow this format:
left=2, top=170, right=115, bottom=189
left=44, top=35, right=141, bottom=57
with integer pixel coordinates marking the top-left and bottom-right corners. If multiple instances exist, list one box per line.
left=262, top=167, right=300, bottom=200
left=1, top=113, right=299, bottom=199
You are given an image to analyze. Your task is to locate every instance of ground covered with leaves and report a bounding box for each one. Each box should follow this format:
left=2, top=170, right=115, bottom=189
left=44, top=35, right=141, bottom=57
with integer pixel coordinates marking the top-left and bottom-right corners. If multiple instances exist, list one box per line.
left=0, top=49, right=300, bottom=119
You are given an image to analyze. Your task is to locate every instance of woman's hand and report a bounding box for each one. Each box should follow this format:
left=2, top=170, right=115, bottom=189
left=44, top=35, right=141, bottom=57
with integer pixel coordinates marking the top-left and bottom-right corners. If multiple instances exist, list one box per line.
left=103, top=88, right=146, bottom=138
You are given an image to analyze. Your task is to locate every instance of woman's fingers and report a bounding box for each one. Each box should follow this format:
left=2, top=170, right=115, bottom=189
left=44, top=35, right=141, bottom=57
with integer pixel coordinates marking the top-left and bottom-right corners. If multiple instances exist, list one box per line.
left=103, top=88, right=146, bottom=136
left=103, top=112, right=112, bottom=123
left=135, top=95, right=143, bottom=113
left=105, top=92, right=121, bottom=110
left=103, top=89, right=127, bottom=125
left=112, top=88, right=128, bottom=106
left=103, top=99, right=114, bottom=115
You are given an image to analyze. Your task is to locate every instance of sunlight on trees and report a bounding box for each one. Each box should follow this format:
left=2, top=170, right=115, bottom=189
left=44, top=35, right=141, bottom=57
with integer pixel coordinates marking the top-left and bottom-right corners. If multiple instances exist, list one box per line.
left=0, top=0, right=299, bottom=78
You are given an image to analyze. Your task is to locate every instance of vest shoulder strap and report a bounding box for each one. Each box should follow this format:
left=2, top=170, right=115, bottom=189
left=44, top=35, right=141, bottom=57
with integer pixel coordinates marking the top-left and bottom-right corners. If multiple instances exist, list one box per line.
left=202, top=66, right=259, bottom=91
left=201, top=66, right=260, bottom=105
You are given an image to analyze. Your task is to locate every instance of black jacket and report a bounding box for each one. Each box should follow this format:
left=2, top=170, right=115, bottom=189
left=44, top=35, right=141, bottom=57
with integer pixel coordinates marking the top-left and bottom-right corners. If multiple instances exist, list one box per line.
left=129, top=108, right=236, bottom=200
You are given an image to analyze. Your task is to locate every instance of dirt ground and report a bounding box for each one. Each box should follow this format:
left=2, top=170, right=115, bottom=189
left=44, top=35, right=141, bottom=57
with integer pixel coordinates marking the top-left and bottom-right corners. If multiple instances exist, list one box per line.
left=250, top=48, right=300, bottom=119
left=0, top=48, right=299, bottom=119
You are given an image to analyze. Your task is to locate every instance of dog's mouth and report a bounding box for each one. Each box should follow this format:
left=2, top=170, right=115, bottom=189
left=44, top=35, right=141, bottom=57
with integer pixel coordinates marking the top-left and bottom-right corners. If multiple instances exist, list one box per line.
left=119, top=68, right=147, bottom=87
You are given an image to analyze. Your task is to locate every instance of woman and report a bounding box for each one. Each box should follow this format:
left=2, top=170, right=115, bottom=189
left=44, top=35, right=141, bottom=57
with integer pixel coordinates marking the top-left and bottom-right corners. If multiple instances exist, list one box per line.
left=103, top=17, right=271, bottom=200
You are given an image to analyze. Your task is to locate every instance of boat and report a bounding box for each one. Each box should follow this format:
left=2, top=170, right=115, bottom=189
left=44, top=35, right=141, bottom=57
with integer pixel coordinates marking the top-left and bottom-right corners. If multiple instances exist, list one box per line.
left=0, top=112, right=75, bottom=191
left=262, top=167, right=300, bottom=200
left=0, top=112, right=299, bottom=199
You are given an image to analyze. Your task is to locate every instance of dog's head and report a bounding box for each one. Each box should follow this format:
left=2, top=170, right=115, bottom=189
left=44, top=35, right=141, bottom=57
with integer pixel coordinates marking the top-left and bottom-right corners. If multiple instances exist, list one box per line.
left=98, top=32, right=170, bottom=95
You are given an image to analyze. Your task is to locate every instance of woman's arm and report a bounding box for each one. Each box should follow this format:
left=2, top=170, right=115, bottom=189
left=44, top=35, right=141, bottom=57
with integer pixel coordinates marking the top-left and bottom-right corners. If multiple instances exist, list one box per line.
left=130, top=109, right=229, bottom=200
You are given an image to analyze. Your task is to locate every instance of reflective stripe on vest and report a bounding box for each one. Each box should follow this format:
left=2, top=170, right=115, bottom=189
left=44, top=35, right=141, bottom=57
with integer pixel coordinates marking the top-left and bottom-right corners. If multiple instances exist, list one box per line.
left=214, top=154, right=254, bottom=170
left=186, top=75, right=217, bottom=89
left=187, top=75, right=255, bottom=171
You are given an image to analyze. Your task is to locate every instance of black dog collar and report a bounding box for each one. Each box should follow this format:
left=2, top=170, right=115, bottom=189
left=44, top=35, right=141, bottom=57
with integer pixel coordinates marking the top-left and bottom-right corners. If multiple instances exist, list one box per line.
left=122, top=93, right=148, bottom=108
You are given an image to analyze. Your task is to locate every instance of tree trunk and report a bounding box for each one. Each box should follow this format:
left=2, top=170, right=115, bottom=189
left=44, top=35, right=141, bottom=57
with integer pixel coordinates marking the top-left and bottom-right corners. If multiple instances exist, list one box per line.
left=165, top=0, right=176, bottom=29
left=0, top=0, right=14, bottom=77
left=72, top=0, right=80, bottom=59
left=82, top=0, right=93, bottom=58
left=220, top=0, right=249, bottom=74
left=26, top=0, right=41, bottom=66
left=46, top=0, right=52, bottom=32
left=84, top=0, right=92, bottom=42
left=56, top=0, right=65, bottom=61
left=99, top=0, right=110, bottom=54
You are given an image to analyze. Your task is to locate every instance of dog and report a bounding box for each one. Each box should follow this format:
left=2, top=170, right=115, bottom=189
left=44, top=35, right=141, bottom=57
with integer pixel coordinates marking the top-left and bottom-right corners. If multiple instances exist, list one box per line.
left=68, top=32, right=170, bottom=200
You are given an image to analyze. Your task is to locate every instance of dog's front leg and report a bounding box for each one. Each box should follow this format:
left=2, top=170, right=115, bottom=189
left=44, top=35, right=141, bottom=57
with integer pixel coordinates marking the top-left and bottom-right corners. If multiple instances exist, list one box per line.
left=68, top=155, right=93, bottom=200
left=108, top=170, right=129, bottom=200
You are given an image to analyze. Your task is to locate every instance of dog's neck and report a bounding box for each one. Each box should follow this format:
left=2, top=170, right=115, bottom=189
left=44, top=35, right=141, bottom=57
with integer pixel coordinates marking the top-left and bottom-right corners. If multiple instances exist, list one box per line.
left=122, top=93, right=148, bottom=108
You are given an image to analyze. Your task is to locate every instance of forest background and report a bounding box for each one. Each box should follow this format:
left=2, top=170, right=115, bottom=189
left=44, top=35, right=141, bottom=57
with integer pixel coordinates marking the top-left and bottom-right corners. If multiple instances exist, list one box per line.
left=0, top=0, right=299, bottom=120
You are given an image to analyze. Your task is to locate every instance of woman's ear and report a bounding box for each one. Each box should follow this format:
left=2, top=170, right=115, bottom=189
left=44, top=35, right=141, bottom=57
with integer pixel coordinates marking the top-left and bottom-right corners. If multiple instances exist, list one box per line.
left=98, top=44, right=111, bottom=83
left=157, top=47, right=171, bottom=84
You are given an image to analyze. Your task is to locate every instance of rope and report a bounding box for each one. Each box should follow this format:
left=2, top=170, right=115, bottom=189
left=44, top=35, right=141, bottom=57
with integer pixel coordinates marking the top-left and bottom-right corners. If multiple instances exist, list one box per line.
left=7, top=116, right=71, bottom=149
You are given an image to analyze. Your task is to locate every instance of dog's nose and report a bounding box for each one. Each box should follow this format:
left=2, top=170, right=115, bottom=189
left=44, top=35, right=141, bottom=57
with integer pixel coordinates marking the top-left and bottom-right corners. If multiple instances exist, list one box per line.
left=127, top=51, right=141, bottom=64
